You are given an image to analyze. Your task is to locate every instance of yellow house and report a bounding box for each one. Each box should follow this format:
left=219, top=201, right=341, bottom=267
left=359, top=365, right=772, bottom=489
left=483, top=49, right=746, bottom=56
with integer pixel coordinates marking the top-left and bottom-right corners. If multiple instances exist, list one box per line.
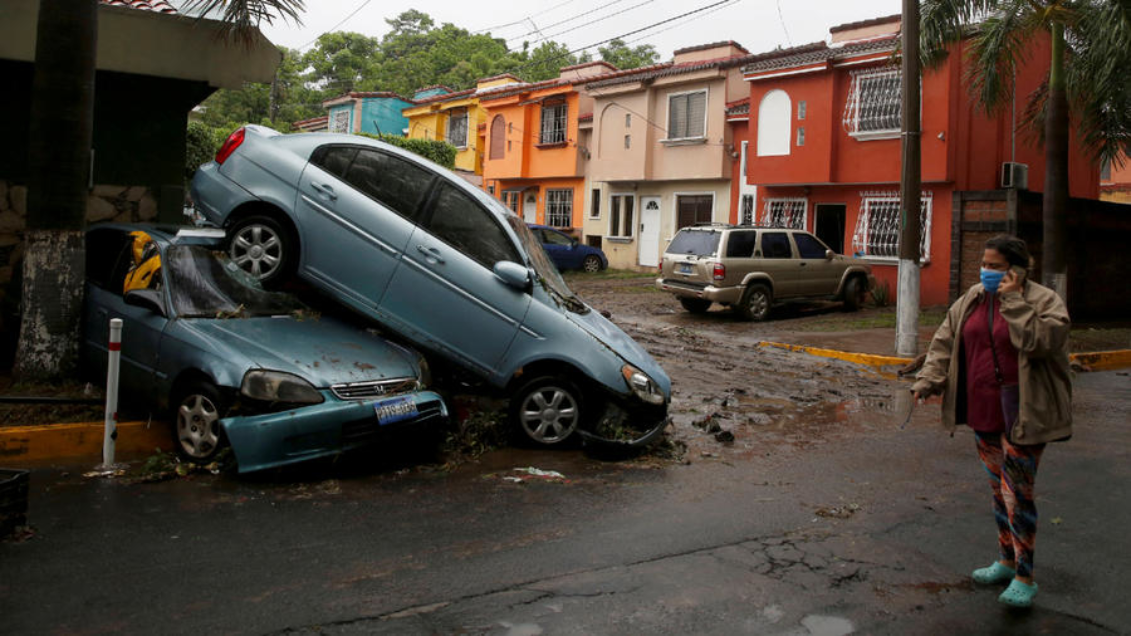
left=403, top=74, right=524, bottom=175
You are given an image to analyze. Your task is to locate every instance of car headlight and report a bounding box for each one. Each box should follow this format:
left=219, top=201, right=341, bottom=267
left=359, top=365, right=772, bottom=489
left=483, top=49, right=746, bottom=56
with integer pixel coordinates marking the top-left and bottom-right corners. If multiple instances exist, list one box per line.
left=417, top=356, right=432, bottom=389
left=621, top=364, right=665, bottom=405
left=241, top=370, right=324, bottom=404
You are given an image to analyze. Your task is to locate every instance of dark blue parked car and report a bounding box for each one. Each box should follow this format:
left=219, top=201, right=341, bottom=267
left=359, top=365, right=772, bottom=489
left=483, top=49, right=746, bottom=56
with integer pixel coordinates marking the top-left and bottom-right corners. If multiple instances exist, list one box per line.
left=528, top=224, right=607, bottom=273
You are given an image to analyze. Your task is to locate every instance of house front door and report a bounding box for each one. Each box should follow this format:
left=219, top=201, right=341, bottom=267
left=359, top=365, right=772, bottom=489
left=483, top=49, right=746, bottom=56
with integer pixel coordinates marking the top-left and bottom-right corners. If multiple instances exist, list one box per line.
left=638, top=196, right=662, bottom=267
left=523, top=191, right=537, bottom=224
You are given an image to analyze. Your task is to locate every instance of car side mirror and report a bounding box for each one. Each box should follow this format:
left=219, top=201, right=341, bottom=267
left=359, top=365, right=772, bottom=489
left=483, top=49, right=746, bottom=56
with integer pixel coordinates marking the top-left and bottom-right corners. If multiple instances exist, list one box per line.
left=124, top=289, right=166, bottom=316
left=825, top=249, right=835, bottom=260
left=494, top=261, right=531, bottom=292
left=570, top=239, right=579, bottom=248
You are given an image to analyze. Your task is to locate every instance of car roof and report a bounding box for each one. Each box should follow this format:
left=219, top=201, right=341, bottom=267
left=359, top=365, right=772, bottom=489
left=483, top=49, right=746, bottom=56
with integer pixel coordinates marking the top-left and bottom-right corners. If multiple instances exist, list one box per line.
left=678, top=224, right=807, bottom=232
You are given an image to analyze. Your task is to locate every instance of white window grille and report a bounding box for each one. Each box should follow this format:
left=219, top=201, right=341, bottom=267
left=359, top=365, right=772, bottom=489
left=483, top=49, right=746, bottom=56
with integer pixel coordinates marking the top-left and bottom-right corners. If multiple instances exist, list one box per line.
left=330, top=109, right=350, bottom=133
left=545, top=189, right=573, bottom=228
left=540, top=101, right=567, bottom=144
left=759, top=198, right=807, bottom=230
left=843, top=68, right=902, bottom=139
left=502, top=190, right=521, bottom=213
left=446, top=110, right=469, bottom=148
left=740, top=195, right=755, bottom=225
left=851, top=191, right=933, bottom=262
left=667, top=90, right=707, bottom=140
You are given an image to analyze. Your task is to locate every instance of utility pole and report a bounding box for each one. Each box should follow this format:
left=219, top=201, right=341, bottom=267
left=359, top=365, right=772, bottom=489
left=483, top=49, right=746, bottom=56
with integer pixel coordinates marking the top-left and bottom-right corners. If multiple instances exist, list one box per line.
left=896, top=0, right=922, bottom=357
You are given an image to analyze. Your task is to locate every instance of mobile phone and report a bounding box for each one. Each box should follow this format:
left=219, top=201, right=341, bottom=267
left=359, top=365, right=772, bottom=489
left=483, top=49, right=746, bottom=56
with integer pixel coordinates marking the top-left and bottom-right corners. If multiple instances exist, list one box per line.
left=1010, top=265, right=1027, bottom=283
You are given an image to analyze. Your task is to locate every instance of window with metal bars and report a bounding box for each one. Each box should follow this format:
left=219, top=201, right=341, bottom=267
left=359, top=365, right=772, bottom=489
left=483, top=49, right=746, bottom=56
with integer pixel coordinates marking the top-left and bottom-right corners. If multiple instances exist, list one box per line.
left=850, top=191, right=932, bottom=261
left=330, top=109, right=350, bottom=133
left=545, top=189, right=573, bottom=228
left=609, top=194, right=635, bottom=238
left=843, top=68, right=902, bottom=138
left=676, top=194, right=713, bottom=229
left=759, top=198, right=807, bottom=230
left=740, top=195, right=755, bottom=225
left=446, top=109, right=469, bottom=148
left=667, top=90, right=707, bottom=140
left=540, top=101, right=567, bottom=144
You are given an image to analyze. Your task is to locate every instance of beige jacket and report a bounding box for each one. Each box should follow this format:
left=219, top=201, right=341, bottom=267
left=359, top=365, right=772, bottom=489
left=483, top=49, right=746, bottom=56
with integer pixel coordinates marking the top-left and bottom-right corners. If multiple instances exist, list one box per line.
left=912, top=280, right=1072, bottom=444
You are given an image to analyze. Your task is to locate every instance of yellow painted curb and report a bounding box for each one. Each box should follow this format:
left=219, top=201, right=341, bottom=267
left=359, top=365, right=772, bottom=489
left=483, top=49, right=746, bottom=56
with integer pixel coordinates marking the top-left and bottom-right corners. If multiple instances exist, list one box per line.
left=1070, top=349, right=1131, bottom=371
left=758, top=341, right=913, bottom=368
left=0, top=421, right=170, bottom=464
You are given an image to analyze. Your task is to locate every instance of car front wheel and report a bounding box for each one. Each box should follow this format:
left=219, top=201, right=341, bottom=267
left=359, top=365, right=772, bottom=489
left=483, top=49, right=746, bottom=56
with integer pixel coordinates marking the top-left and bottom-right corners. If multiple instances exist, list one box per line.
left=582, top=255, right=602, bottom=273
left=510, top=376, right=582, bottom=447
left=172, top=381, right=228, bottom=462
left=228, top=215, right=292, bottom=286
left=735, top=284, right=772, bottom=321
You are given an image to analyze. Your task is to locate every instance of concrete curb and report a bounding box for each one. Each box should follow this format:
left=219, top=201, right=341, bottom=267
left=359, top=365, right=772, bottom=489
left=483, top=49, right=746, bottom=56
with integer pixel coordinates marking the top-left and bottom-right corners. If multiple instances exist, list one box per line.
left=759, top=342, right=1131, bottom=372
left=0, top=421, right=170, bottom=464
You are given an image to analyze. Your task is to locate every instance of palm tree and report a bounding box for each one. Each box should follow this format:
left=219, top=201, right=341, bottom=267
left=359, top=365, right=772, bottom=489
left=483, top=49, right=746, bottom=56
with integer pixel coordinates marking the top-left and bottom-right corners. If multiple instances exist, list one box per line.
left=15, top=0, right=301, bottom=380
left=920, top=0, right=1131, bottom=301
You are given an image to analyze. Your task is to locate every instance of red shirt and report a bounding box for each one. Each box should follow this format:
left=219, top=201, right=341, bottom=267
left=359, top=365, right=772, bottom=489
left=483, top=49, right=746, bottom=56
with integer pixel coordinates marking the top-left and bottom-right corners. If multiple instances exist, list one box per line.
left=961, top=293, right=1020, bottom=432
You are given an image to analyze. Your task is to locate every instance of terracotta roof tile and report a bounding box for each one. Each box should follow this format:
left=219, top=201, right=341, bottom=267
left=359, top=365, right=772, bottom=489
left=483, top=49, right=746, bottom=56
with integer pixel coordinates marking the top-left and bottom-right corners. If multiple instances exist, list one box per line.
left=100, top=0, right=178, bottom=13
left=741, top=36, right=896, bottom=75
left=584, top=52, right=756, bottom=89
left=725, top=97, right=750, bottom=116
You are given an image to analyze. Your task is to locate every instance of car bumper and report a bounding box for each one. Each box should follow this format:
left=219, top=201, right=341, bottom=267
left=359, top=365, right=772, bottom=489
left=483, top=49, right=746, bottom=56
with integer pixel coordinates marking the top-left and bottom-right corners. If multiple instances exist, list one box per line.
left=656, top=278, right=744, bottom=304
left=190, top=162, right=255, bottom=227
left=220, top=390, right=448, bottom=473
left=578, top=395, right=670, bottom=452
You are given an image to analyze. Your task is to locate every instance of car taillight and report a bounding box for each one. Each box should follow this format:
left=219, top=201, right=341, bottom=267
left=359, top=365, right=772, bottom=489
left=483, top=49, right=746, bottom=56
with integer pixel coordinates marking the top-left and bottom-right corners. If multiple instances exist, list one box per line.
left=713, top=263, right=726, bottom=280
left=215, top=127, right=246, bottom=164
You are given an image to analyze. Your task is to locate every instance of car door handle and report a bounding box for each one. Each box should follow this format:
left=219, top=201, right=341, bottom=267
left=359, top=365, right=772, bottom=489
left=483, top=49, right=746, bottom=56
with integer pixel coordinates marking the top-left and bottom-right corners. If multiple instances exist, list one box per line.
left=799, top=262, right=807, bottom=266
left=416, top=244, right=445, bottom=265
left=311, top=182, right=337, bottom=200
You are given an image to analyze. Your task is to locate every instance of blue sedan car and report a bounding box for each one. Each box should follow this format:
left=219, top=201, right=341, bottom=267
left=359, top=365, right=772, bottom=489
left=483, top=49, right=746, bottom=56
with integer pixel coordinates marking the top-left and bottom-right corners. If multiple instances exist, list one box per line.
left=81, top=224, right=448, bottom=473
left=528, top=224, right=608, bottom=273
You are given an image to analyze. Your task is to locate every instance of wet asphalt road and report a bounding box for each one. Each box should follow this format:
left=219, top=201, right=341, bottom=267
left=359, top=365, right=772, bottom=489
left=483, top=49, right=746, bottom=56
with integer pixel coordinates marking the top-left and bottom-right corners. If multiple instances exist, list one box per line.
left=2, top=280, right=1130, bottom=635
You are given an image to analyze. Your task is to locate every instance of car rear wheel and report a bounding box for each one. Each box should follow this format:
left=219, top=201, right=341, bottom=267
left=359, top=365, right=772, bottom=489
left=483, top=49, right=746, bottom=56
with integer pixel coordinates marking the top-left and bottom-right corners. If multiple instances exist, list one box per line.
left=679, top=298, right=712, bottom=314
left=842, top=276, right=866, bottom=312
left=735, top=284, right=772, bottom=321
left=510, top=376, right=582, bottom=447
left=172, top=381, right=228, bottom=462
left=228, top=215, right=292, bottom=286
left=582, top=255, right=602, bottom=273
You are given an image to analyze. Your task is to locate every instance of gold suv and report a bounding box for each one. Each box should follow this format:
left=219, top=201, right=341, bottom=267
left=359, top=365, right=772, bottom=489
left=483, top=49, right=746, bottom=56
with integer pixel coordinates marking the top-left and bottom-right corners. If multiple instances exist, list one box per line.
left=656, top=225, right=875, bottom=321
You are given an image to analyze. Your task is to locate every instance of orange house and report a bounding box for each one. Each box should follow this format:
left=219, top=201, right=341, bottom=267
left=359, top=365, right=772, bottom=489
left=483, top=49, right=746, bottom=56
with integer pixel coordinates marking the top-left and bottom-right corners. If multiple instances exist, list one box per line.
left=741, top=15, right=1099, bottom=306
left=479, top=62, right=618, bottom=231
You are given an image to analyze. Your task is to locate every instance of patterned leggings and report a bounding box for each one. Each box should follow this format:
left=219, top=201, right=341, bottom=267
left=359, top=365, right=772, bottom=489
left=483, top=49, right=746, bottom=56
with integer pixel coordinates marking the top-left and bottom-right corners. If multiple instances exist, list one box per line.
left=974, top=432, right=1046, bottom=579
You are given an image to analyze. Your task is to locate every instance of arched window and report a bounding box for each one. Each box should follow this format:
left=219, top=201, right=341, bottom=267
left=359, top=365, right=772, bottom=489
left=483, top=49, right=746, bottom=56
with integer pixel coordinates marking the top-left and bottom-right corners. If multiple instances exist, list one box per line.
left=490, top=115, right=505, bottom=160
left=757, top=89, right=791, bottom=157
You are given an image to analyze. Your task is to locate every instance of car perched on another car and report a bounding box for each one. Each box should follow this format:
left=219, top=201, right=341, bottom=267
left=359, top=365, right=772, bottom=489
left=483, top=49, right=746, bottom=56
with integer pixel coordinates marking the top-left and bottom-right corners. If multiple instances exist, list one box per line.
left=527, top=224, right=608, bottom=273
left=190, top=126, right=670, bottom=448
left=81, top=224, right=448, bottom=473
left=657, top=224, right=874, bottom=321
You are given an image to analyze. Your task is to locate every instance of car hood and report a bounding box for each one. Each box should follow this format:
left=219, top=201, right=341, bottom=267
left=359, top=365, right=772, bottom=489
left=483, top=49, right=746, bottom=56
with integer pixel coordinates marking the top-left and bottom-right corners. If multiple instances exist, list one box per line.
left=565, top=306, right=671, bottom=395
left=180, top=317, right=420, bottom=388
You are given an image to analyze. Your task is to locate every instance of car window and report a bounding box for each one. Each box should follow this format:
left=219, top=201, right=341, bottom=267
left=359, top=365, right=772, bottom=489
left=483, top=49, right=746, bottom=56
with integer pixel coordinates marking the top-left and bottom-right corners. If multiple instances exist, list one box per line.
left=85, top=229, right=132, bottom=291
left=542, top=229, right=573, bottom=246
left=425, top=182, right=521, bottom=269
left=761, top=232, right=793, bottom=259
left=725, top=231, right=757, bottom=258
left=343, top=149, right=434, bottom=221
left=312, top=145, right=358, bottom=178
left=165, top=246, right=305, bottom=318
left=666, top=230, right=720, bottom=256
left=793, top=233, right=827, bottom=259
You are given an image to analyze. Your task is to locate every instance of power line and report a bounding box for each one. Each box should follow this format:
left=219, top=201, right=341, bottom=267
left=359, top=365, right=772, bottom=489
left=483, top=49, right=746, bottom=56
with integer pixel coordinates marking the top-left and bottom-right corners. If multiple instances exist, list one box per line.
left=505, top=0, right=633, bottom=45
left=521, top=0, right=660, bottom=48
left=775, top=0, right=792, bottom=47
left=474, top=0, right=583, bottom=34
left=297, top=0, right=374, bottom=51
left=623, top=0, right=743, bottom=45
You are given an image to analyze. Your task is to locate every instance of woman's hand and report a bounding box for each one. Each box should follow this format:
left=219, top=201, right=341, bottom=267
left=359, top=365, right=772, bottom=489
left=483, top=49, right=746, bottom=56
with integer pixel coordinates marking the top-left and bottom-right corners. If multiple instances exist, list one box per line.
left=999, top=269, right=1023, bottom=295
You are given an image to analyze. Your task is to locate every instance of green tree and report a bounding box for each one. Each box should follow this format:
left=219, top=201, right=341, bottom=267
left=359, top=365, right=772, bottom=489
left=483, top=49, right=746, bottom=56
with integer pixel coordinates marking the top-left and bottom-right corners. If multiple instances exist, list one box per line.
left=302, top=31, right=380, bottom=96
left=921, top=0, right=1131, bottom=300
left=597, top=38, right=659, bottom=70
left=16, top=0, right=302, bottom=380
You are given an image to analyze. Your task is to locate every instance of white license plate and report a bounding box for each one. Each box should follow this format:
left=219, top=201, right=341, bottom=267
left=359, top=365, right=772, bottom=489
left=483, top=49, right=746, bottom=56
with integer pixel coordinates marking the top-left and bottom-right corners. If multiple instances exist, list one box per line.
left=678, top=263, right=693, bottom=275
left=374, top=396, right=418, bottom=425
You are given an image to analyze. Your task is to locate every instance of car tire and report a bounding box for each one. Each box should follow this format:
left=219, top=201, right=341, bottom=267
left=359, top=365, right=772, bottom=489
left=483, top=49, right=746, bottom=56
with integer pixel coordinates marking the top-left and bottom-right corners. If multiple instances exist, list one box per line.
left=228, top=215, right=293, bottom=286
left=510, top=375, right=583, bottom=447
left=679, top=298, right=712, bottom=314
left=735, top=284, right=772, bottom=321
left=842, top=276, right=866, bottom=312
left=172, top=380, right=228, bottom=463
left=582, top=255, right=602, bottom=273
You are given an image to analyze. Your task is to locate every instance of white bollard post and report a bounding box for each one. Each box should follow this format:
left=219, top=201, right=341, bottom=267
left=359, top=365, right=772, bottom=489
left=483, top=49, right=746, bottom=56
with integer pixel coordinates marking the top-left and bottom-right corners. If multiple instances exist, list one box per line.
left=102, top=318, right=123, bottom=468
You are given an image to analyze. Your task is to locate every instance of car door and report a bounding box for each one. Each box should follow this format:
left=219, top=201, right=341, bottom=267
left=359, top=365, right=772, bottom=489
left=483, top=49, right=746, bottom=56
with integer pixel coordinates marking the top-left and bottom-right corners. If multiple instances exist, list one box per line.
left=295, top=145, right=434, bottom=311
left=380, top=181, right=531, bottom=375
left=792, top=232, right=841, bottom=296
left=757, top=231, right=799, bottom=298
left=541, top=228, right=576, bottom=270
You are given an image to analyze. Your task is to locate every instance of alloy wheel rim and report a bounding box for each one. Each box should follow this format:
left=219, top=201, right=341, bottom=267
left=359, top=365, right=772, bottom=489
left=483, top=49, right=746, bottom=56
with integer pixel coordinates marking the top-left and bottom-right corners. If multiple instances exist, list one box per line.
left=583, top=257, right=600, bottom=273
left=519, top=387, right=579, bottom=443
left=177, top=394, right=220, bottom=459
left=749, top=292, right=768, bottom=317
left=231, top=225, right=282, bottom=280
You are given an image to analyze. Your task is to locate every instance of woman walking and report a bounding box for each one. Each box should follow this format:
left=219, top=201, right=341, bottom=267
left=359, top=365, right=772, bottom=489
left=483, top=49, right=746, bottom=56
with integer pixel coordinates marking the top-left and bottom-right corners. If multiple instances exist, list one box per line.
left=912, top=235, right=1072, bottom=608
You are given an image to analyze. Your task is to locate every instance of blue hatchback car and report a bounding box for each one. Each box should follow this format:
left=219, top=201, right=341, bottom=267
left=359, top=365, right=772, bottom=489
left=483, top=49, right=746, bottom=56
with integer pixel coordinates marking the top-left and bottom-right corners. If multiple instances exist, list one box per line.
left=191, top=126, right=670, bottom=447
left=528, top=224, right=608, bottom=273
left=81, top=224, right=448, bottom=473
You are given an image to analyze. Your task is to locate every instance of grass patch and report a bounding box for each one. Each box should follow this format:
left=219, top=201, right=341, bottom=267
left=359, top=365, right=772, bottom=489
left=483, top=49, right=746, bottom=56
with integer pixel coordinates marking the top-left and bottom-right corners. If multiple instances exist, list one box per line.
left=789, top=307, right=947, bottom=332
left=564, top=268, right=655, bottom=281
left=1068, top=327, right=1131, bottom=353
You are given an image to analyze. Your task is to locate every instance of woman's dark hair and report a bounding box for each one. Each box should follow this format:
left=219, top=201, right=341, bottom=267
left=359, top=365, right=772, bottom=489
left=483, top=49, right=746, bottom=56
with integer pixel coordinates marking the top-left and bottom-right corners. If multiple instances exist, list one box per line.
left=985, top=234, right=1031, bottom=268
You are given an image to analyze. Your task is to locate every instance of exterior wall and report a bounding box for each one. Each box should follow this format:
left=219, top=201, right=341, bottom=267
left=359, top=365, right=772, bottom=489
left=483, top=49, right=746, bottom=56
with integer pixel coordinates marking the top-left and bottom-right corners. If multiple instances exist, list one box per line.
left=650, top=77, right=732, bottom=181
left=589, top=179, right=732, bottom=270
left=490, top=178, right=586, bottom=229
left=359, top=97, right=412, bottom=136
left=1099, top=151, right=1131, bottom=203
left=590, top=87, right=652, bottom=182
left=728, top=118, right=752, bottom=222
left=406, top=97, right=492, bottom=175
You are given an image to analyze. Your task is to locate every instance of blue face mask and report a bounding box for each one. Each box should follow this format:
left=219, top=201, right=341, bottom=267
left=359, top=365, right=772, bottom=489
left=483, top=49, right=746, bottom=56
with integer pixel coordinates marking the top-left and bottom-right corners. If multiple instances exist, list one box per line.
left=980, top=268, right=1005, bottom=293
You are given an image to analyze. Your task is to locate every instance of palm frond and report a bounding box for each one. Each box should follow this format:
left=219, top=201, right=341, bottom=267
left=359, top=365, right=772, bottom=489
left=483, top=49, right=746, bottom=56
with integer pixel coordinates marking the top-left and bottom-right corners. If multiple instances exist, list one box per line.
left=1062, top=0, right=1131, bottom=164
left=964, top=0, right=1034, bottom=113
left=183, top=0, right=305, bottom=47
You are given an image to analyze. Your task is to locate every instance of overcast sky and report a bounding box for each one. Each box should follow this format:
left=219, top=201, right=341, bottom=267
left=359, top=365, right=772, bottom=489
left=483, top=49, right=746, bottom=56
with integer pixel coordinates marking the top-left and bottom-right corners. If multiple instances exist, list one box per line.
left=241, top=0, right=902, bottom=59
